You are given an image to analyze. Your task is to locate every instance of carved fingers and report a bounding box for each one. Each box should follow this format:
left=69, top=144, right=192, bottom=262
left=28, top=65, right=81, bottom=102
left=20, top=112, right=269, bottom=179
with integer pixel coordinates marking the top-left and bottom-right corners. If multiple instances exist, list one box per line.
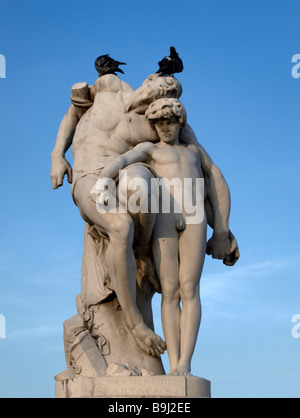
left=50, top=157, right=73, bottom=189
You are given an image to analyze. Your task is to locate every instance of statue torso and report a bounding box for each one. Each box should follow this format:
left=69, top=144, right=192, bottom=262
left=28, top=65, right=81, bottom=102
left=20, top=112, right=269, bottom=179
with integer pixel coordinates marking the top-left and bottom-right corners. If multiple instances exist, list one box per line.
left=72, top=75, right=158, bottom=178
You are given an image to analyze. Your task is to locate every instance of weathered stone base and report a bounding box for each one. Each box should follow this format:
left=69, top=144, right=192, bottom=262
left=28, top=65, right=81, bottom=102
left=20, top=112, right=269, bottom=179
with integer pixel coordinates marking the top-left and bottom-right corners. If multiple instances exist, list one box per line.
left=55, top=375, right=211, bottom=398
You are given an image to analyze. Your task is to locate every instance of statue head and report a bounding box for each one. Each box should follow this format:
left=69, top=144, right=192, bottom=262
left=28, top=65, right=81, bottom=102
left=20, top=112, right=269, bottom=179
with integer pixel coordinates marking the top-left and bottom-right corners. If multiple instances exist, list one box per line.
left=126, top=74, right=183, bottom=114
left=142, top=73, right=182, bottom=99
left=145, top=98, right=187, bottom=131
left=145, top=98, right=187, bottom=144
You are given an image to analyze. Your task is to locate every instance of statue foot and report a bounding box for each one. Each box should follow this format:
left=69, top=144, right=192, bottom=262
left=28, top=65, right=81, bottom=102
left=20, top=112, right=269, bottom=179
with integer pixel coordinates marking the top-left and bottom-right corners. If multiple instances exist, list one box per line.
left=129, top=322, right=167, bottom=357
left=167, top=369, right=178, bottom=376
left=173, top=366, right=193, bottom=376
left=170, top=371, right=193, bottom=376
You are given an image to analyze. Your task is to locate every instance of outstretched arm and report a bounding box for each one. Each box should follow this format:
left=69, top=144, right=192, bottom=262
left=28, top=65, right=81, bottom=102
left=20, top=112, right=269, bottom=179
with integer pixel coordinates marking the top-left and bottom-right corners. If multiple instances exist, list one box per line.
left=50, top=104, right=79, bottom=189
left=100, top=142, right=156, bottom=179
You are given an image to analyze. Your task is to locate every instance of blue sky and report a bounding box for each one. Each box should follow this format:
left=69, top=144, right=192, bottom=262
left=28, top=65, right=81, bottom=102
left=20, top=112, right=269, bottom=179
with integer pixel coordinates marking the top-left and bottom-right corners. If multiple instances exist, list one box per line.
left=0, top=0, right=299, bottom=398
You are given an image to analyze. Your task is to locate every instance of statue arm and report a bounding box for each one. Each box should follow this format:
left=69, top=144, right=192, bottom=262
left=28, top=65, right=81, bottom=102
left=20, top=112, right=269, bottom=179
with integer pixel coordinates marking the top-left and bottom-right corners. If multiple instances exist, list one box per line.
left=181, top=125, right=230, bottom=233
left=200, top=144, right=231, bottom=234
left=90, top=143, right=155, bottom=204
left=50, top=104, right=79, bottom=189
left=101, top=143, right=155, bottom=179
left=181, top=125, right=239, bottom=262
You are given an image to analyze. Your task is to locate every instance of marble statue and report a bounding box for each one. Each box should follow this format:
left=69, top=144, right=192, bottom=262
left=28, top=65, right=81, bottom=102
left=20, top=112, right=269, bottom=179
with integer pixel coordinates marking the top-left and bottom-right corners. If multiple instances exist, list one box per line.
left=51, top=53, right=239, bottom=398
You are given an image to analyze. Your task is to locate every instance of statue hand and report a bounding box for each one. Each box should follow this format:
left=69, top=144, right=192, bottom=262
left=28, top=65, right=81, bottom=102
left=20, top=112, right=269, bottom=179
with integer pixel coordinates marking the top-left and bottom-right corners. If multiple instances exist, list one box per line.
left=206, top=231, right=232, bottom=261
left=223, top=231, right=240, bottom=267
left=50, top=156, right=72, bottom=189
left=206, top=230, right=240, bottom=267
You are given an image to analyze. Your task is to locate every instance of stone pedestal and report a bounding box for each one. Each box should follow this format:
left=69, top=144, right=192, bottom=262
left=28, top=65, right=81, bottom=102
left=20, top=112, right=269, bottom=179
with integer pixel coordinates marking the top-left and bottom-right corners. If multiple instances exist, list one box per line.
left=55, top=375, right=211, bottom=398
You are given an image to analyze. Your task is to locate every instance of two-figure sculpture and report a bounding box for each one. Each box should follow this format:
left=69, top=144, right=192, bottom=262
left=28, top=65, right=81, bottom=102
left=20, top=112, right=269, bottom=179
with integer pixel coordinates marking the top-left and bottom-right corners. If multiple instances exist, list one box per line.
left=51, top=49, right=239, bottom=384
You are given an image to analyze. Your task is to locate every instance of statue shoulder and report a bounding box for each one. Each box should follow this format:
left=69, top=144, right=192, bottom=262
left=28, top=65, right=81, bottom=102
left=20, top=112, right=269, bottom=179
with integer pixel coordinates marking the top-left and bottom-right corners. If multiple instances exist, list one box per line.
left=94, top=74, right=134, bottom=94
left=120, top=79, right=134, bottom=93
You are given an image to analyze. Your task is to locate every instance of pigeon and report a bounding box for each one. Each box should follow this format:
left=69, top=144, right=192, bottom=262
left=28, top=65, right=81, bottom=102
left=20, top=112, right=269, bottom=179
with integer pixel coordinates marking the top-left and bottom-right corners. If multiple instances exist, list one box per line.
left=156, top=47, right=184, bottom=76
left=94, top=54, right=126, bottom=76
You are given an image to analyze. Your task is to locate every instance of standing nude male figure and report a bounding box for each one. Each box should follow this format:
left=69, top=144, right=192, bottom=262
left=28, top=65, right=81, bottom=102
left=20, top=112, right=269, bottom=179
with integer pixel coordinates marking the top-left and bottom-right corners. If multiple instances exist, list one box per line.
left=50, top=72, right=239, bottom=357
left=97, top=98, right=207, bottom=375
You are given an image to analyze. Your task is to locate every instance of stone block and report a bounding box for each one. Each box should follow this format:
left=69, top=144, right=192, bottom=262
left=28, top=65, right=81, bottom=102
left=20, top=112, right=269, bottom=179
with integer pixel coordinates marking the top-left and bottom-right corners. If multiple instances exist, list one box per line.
left=55, top=375, right=211, bottom=398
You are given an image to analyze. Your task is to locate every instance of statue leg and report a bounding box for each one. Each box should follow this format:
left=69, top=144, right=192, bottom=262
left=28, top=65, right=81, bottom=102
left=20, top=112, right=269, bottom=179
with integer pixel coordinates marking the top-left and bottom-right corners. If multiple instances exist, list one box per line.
left=119, top=165, right=157, bottom=248
left=74, top=175, right=166, bottom=357
left=176, top=219, right=207, bottom=375
left=152, top=213, right=181, bottom=374
left=119, top=165, right=160, bottom=291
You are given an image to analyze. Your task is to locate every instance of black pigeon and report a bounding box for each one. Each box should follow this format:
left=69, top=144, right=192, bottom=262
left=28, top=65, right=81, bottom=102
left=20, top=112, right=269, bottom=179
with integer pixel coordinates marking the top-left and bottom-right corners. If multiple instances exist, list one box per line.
left=94, top=54, right=126, bottom=76
left=156, top=47, right=183, bottom=76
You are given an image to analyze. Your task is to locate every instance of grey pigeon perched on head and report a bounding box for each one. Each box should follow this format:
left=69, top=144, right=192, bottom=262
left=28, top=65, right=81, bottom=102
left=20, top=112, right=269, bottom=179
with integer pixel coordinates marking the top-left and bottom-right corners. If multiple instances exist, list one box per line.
left=156, top=47, right=184, bottom=76
left=95, top=54, right=126, bottom=76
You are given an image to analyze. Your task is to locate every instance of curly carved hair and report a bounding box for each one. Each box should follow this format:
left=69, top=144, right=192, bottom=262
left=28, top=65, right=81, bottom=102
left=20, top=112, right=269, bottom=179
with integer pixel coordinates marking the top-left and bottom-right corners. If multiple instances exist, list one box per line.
left=145, top=98, right=187, bottom=131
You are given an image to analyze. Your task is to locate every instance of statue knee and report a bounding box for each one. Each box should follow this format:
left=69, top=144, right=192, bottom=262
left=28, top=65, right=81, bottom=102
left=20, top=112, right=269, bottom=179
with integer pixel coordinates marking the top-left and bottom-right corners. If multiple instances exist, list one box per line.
left=124, top=166, right=153, bottom=191
left=180, top=281, right=199, bottom=303
left=108, top=214, right=134, bottom=244
left=125, top=165, right=153, bottom=182
left=161, top=282, right=180, bottom=305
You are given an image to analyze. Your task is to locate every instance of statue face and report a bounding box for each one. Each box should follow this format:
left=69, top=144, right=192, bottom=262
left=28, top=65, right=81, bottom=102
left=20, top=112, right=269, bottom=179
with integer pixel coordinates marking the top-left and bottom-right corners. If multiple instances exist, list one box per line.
left=154, top=117, right=181, bottom=143
left=142, top=74, right=181, bottom=101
